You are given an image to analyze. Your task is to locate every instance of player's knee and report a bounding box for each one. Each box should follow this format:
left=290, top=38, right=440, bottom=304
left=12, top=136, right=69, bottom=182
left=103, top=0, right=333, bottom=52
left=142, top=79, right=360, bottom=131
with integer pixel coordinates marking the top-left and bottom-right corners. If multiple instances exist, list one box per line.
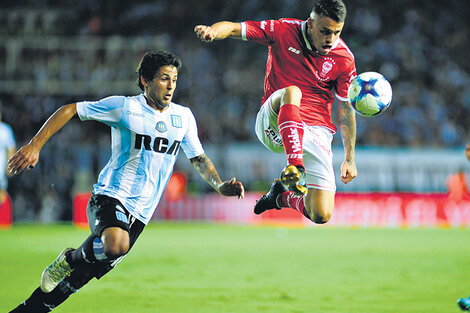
left=101, top=229, right=130, bottom=259
left=305, top=204, right=333, bottom=224
left=281, top=86, right=302, bottom=105
left=282, top=86, right=302, bottom=104
left=103, top=238, right=129, bottom=259
left=285, top=85, right=302, bottom=97
left=312, top=210, right=332, bottom=224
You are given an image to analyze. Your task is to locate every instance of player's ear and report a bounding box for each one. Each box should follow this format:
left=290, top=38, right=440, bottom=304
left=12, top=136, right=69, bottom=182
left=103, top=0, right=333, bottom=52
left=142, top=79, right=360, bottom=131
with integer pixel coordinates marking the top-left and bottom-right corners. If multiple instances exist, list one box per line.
left=140, top=76, right=148, bottom=88
left=306, top=17, right=313, bottom=29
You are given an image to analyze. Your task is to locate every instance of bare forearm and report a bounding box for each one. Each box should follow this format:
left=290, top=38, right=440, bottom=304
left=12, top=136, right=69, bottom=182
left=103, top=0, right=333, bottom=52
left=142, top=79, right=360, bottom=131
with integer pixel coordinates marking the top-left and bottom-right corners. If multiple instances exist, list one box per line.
left=194, top=21, right=241, bottom=42
left=338, top=101, right=356, bottom=161
left=30, top=103, right=77, bottom=149
left=190, top=153, right=222, bottom=192
left=7, top=103, right=77, bottom=175
left=210, top=21, right=241, bottom=39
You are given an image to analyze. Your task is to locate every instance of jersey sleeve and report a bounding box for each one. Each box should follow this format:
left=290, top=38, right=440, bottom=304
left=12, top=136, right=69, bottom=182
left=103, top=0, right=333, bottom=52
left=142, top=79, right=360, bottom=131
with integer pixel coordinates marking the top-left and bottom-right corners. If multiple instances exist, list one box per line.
left=241, top=19, right=279, bottom=45
left=335, top=60, right=357, bottom=102
left=181, top=108, right=204, bottom=159
left=76, top=96, right=125, bottom=127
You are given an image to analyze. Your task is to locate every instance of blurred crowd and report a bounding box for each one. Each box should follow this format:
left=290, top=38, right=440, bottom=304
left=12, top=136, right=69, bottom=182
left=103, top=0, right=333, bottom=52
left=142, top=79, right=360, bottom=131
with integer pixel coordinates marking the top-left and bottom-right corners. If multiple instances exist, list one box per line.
left=1, top=0, right=469, bottom=220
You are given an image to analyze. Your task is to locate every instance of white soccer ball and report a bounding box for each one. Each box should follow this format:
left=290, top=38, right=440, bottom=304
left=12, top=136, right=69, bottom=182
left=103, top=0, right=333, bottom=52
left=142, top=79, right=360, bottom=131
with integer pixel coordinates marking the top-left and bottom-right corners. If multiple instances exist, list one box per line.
left=348, top=71, right=392, bottom=117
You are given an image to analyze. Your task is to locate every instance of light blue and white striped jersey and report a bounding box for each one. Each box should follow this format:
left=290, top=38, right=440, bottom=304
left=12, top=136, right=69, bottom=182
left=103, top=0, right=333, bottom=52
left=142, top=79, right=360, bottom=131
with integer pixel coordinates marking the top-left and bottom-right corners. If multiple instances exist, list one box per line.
left=76, top=94, right=204, bottom=224
left=0, top=122, right=15, bottom=190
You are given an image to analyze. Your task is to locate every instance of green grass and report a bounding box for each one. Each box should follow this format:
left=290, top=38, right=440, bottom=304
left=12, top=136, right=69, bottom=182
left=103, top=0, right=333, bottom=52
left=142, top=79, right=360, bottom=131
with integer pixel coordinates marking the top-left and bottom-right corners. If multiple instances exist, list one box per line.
left=2, top=224, right=470, bottom=313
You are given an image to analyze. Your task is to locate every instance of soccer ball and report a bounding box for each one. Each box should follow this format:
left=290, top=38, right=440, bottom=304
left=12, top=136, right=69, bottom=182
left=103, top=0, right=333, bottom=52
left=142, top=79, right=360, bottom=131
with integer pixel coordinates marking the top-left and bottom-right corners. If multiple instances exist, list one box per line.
left=348, top=72, right=392, bottom=117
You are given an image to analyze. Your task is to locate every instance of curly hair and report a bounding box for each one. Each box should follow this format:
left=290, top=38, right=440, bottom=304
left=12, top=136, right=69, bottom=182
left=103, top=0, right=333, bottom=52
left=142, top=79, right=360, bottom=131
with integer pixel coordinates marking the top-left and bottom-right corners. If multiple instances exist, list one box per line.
left=136, top=50, right=182, bottom=91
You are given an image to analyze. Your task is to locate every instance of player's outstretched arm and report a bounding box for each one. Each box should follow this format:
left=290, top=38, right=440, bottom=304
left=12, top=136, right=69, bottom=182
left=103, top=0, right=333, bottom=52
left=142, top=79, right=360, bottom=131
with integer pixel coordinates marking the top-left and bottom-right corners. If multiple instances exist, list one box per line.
left=7, top=103, right=77, bottom=175
left=194, top=21, right=242, bottom=42
left=338, top=100, right=357, bottom=184
left=190, top=153, right=245, bottom=198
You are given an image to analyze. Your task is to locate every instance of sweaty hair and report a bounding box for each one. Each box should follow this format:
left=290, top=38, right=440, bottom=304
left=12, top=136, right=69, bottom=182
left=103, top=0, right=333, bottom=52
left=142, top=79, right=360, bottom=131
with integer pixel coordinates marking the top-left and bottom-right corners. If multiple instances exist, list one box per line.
left=310, top=0, right=347, bottom=23
left=137, top=50, right=182, bottom=91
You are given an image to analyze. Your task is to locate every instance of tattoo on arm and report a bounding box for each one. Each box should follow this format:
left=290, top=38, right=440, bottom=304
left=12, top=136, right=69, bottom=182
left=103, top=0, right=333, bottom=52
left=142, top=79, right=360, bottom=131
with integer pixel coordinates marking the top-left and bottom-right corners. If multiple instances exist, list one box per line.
left=338, top=101, right=356, bottom=161
left=190, top=153, right=222, bottom=191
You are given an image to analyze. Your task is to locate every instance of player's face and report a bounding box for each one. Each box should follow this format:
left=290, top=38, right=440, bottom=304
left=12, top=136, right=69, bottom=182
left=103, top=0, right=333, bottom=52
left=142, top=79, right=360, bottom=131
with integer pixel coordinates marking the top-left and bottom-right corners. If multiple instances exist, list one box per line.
left=307, top=14, right=344, bottom=55
left=143, top=65, right=178, bottom=110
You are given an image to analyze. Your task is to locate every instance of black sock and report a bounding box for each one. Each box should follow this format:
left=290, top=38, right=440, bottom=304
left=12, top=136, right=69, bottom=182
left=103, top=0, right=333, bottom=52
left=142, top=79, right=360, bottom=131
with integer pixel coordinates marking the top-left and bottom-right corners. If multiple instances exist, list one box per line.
left=66, top=235, right=99, bottom=267
left=10, top=247, right=116, bottom=313
left=9, top=288, right=54, bottom=313
left=9, top=282, right=78, bottom=313
left=9, top=264, right=98, bottom=313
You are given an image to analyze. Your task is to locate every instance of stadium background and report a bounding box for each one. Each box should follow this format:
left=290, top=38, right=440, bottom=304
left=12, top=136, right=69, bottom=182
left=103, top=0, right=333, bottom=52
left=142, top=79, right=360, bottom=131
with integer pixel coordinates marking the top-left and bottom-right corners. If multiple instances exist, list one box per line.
left=2, top=1, right=470, bottom=313
left=1, top=0, right=469, bottom=223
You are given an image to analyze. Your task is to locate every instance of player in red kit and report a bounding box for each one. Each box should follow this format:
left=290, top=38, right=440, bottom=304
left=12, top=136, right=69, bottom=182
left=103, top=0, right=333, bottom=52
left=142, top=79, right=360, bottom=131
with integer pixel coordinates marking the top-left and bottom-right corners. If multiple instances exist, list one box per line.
left=195, top=0, right=357, bottom=223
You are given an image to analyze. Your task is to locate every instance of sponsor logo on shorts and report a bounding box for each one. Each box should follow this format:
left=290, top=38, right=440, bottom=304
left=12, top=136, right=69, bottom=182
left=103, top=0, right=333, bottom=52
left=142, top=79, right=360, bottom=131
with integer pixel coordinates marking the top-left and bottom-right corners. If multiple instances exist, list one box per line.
left=311, top=137, right=332, bottom=156
left=264, top=126, right=283, bottom=146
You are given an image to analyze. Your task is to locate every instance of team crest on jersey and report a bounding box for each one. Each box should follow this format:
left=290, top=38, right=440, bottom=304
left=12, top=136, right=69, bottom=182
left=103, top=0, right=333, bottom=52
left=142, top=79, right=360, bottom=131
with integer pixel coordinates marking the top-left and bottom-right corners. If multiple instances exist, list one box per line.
left=316, top=57, right=336, bottom=81
left=171, top=115, right=182, bottom=128
left=155, top=121, right=167, bottom=133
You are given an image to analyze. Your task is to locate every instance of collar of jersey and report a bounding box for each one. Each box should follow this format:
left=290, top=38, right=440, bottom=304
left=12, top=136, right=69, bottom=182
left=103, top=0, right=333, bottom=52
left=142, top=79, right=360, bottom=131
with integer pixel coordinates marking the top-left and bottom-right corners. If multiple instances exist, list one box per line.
left=139, top=94, right=172, bottom=114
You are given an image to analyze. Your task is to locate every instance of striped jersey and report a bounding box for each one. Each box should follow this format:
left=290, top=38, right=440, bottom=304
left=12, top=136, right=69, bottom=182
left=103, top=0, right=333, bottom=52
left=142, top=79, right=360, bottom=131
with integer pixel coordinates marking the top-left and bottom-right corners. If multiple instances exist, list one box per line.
left=76, top=94, right=204, bottom=224
left=0, top=122, right=15, bottom=190
left=241, top=18, right=356, bottom=132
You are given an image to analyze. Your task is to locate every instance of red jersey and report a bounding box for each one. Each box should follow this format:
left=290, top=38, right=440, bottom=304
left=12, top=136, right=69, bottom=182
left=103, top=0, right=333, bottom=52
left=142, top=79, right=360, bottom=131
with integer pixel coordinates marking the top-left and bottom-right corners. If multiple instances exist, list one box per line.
left=242, top=18, right=356, bottom=132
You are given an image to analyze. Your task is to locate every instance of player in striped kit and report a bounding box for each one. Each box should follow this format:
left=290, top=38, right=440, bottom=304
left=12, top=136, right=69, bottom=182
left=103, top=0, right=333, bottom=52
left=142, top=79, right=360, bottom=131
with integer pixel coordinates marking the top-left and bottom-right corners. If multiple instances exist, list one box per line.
left=7, top=50, right=244, bottom=312
left=195, top=0, right=357, bottom=224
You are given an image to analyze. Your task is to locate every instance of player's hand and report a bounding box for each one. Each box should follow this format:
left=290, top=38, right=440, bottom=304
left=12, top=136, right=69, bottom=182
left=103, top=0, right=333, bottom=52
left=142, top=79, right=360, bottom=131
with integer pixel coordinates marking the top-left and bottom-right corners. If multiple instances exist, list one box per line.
left=340, top=160, right=357, bottom=184
left=194, top=25, right=216, bottom=42
left=465, top=144, right=470, bottom=161
left=218, top=177, right=245, bottom=199
left=7, top=144, right=40, bottom=175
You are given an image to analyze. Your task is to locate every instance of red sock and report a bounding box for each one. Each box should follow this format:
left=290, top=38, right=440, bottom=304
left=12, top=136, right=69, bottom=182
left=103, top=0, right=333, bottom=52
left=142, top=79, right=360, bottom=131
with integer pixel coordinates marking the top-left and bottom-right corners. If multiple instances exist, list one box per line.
left=278, top=104, right=304, bottom=168
left=277, top=191, right=311, bottom=220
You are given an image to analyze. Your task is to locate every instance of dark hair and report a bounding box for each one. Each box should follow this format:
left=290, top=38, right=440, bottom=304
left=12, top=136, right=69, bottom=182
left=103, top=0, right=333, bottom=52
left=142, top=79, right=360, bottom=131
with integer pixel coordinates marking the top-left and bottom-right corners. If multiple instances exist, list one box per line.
left=311, top=0, right=347, bottom=23
left=136, top=50, right=182, bottom=91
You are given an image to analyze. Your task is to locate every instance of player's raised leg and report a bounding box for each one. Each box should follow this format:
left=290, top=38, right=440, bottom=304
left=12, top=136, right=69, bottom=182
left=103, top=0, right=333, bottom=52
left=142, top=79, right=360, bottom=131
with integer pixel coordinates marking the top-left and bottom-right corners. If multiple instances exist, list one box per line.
left=254, top=119, right=336, bottom=224
left=269, top=86, right=307, bottom=196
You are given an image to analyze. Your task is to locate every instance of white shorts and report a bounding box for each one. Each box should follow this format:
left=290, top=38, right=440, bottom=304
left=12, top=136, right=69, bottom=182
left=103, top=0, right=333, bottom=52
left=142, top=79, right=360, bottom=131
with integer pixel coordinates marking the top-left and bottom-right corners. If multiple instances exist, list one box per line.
left=255, top=93, right=336, bottom=192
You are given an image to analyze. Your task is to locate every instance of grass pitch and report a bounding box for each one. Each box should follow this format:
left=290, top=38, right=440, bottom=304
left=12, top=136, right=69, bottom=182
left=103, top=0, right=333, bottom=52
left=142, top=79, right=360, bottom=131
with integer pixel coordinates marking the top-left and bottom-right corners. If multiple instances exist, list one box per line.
left=2, top=223, right=470, bottom=313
